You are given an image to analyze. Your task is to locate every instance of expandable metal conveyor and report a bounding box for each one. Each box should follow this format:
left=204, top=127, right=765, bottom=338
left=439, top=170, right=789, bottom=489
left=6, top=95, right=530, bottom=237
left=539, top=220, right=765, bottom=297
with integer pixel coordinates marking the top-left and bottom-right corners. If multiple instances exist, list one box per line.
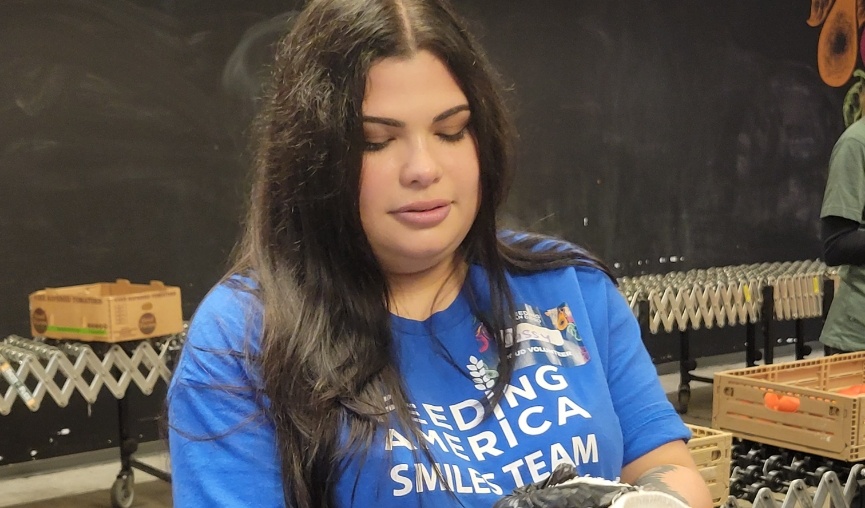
left=0, top=331, right=185, bottom=508
left=620, top=260, right=835, bottom=413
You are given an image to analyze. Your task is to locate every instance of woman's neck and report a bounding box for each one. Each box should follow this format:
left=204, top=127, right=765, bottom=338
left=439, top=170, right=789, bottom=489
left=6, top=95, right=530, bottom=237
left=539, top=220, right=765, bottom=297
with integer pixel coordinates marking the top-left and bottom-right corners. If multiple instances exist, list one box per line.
left=386, top=256, right=468, bottom=321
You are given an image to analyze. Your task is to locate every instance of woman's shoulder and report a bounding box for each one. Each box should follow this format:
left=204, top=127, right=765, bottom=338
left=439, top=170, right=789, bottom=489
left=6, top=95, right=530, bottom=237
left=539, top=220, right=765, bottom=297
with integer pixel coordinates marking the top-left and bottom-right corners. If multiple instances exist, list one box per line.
left=497, top=229, right=574, bottom=252
left=498, top=229, right=614, bottom=283
left=201, top=275, right=259, bottom=308
left=185, top=275, right=263, bottom=352
left=511, top=261, right=613, bottom=290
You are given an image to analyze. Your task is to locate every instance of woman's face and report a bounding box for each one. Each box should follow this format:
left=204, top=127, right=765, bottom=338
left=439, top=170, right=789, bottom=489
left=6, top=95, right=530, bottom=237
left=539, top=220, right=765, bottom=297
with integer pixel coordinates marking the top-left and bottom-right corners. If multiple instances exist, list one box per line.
left=359, top=50, right=480, bottom=278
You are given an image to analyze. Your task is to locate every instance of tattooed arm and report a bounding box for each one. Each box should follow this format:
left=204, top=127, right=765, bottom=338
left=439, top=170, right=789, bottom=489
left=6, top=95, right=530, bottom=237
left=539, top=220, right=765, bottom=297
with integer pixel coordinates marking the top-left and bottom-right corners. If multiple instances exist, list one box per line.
left=620, top=440, right=713, bottom=508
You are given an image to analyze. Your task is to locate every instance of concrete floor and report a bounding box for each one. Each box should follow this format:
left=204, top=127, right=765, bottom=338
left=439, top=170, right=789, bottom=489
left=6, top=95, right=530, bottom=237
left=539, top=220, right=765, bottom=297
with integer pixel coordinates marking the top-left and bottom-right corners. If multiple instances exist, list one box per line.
left=0, top=348, right=811, bottom=507
left=0, top=448, right=171, bottom=507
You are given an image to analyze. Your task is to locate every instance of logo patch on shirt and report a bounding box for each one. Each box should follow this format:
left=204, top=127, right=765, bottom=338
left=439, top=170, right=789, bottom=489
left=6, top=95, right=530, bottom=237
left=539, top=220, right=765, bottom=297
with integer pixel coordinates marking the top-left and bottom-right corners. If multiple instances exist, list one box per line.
left=509, top=303, right=590, bottom=370
left=474, top=303, right=589, bottom=376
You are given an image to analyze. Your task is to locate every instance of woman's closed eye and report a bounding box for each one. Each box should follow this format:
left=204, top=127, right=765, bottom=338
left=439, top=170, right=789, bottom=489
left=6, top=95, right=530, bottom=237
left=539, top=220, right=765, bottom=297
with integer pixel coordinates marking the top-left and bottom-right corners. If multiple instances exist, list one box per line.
left=364, top=126, right=468, bottom=152
left=364, top=138, right=393, bottom=152
left=437, top=126, right=468, bottom=143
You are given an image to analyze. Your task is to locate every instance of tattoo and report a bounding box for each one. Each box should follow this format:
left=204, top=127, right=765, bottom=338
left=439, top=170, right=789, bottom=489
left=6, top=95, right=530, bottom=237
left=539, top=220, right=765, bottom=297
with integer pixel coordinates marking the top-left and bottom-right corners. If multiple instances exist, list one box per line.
left=633, top=465, right=689, bottom=505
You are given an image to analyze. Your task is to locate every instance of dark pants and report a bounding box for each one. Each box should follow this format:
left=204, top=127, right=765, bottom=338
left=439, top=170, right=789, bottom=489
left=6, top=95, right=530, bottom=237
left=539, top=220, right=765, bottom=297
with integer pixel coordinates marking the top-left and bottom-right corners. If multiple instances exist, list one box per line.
left=824, top=345, right=854, bottom=356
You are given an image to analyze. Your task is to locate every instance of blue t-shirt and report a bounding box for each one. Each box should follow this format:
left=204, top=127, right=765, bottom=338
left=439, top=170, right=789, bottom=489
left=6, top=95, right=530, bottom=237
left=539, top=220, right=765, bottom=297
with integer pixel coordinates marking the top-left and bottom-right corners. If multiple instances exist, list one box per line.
left=168, top=265, right=689, bottom=507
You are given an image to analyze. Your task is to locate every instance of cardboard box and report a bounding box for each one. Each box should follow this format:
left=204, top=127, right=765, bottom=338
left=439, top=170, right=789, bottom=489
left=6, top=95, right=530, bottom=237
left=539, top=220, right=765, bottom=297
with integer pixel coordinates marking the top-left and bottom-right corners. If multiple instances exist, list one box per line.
left=686, top=424, right=732, bottom=507
left=29, top=279, right=183, bottom=343
left=713, top=352, right=865, bottom=461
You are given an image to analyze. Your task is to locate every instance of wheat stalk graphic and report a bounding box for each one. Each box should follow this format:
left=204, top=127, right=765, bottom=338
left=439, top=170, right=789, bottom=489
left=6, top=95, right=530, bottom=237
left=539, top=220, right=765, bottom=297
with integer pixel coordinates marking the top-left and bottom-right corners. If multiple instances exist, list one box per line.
left=467, top=355, right=496, bottom=394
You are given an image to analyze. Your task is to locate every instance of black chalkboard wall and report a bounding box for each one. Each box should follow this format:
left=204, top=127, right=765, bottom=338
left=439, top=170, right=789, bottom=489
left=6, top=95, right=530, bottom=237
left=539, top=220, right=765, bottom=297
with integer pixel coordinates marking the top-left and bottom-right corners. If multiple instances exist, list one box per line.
left=0, top=1, right=843, bottom=466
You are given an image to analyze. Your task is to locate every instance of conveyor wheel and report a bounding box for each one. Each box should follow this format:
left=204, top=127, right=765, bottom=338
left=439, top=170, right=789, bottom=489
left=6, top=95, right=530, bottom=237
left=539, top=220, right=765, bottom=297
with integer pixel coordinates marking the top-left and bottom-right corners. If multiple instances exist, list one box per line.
left=110, top=471, right=135, bottom=508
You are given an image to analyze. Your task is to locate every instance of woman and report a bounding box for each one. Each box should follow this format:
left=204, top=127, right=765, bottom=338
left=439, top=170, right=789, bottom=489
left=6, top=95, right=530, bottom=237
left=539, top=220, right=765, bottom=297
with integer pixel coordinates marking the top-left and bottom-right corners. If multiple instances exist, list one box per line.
left=167, top=1, right=712, bottom=507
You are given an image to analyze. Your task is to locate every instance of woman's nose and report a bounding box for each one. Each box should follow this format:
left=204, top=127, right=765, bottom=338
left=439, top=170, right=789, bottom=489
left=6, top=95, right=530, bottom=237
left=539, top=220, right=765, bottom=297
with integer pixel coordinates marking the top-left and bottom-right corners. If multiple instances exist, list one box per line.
left=400, top=137, right=442, bottom=187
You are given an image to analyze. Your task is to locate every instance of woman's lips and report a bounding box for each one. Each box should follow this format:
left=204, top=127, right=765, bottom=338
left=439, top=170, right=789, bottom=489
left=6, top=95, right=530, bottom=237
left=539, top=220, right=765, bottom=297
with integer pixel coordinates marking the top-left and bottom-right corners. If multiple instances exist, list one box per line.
left=391, top=200, right=451, bottom=227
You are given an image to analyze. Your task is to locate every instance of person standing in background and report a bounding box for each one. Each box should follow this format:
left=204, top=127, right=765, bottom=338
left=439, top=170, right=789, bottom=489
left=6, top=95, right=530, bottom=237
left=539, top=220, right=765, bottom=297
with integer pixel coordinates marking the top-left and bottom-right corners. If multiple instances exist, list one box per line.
left=820, top=92, right=865, bottom=354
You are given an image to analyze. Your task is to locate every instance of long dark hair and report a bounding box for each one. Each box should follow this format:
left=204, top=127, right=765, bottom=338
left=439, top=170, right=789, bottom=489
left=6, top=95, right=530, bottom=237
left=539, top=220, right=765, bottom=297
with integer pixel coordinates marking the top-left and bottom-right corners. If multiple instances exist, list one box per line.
left=230, top=0, right=611, bottom=506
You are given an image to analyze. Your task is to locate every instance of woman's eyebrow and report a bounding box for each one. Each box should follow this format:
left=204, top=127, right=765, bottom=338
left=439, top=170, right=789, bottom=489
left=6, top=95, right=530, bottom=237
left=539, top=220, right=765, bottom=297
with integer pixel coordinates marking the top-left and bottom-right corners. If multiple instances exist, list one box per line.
left=432, top=104, right=470, bottom=122
left=362, top=104, right=470, bottom=127
left=362, top=116, right=403, bottom=127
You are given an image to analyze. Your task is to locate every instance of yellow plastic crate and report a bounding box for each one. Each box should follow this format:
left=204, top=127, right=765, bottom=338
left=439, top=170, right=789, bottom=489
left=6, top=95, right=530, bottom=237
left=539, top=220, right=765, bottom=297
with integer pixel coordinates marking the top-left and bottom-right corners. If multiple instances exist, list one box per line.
left=686, top=424, right=732, bottom=507
left=713, top=352, right=865, bottom=461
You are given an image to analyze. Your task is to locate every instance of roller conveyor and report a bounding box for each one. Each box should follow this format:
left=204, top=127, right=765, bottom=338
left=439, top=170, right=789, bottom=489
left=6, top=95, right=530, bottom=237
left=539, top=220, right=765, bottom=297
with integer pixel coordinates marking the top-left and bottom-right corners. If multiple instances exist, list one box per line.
left=0, top=332, right=184, bottom=507
left=0, top=334, right=182, bottom=415
left=618, top=260, right=831, bottom=413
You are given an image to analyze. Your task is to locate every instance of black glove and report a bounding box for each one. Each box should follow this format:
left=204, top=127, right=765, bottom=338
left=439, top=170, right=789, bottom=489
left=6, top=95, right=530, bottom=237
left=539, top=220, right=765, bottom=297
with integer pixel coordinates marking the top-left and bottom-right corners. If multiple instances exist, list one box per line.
left=492, top=464, right=637, bottom=508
